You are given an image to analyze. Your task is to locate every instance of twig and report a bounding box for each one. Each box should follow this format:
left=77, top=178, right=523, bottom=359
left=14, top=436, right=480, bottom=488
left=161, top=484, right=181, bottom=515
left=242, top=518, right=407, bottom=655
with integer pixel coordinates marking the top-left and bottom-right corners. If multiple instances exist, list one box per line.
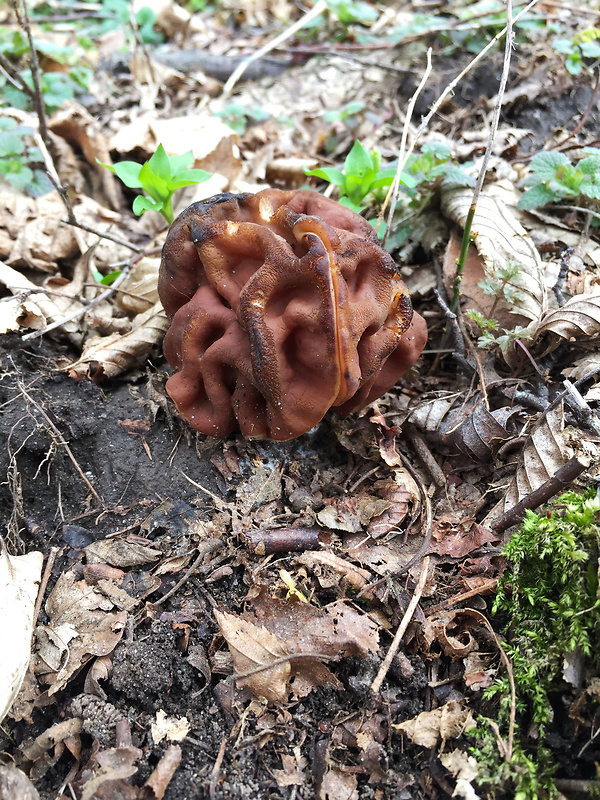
left=16, top=380, right=102, bottom=504
left=452, top=0, right=514, bottom=309
left=22, top=258, right=134, bottom=342
left=489, top=455, right=588, bottom=534
left=0, top=51, right=36, bottom=97
left=425, top=578, right=498, bottom=616
left=221, top=0, right=327, bottom=97
left=379, top=48, right=432, bottom=245
left=61, top=218, right=142, bottom=252
left=209, top=738, right=227, bottom=800
left=232, top=652, right=335, bottom=682
left=434, top=290, right=476, bottom=377
left=153, top=539, right=223, bottom=606
left=13, top=0, right=50, bottom=146
left=33, top=545, right=59, bottom=626
left=404, top=424, right=446, bottom=488
left=371, top=556, right=430, bottom=693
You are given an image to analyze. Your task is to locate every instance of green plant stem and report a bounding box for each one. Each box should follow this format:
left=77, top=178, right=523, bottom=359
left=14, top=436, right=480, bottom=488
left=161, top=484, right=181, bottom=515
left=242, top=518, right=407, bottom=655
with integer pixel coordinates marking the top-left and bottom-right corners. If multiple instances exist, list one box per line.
left=162, top=196, right=174, bottom=225
left=452, top=204, right=475, bottom=310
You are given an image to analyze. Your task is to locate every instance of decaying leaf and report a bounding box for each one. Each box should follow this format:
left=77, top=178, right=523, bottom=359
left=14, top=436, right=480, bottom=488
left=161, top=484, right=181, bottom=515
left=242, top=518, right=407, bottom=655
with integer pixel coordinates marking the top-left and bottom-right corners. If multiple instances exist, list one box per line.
left=430, top=517, right=498, bottom=559
left=441, top=181, right=547, bottom=329
left=534, top=292, right=600, bottom=356
left=67, top=300, right=169, bottom=380
left=214, top=608, right=291, bottom=703
left=482, top=403, right=572, bottom=521
left=368, top=470, right=420, bottom=539
left=114, top=255, right=160, bottom=314
left=151, top=710, right=191, bottom=744
left=0, top=765, right=40, bottom=800
left=394, top=700, right=476, bottom=748
left=0, top=544, right=43, bottom=722
left=35, top=569, right=128, bottom=695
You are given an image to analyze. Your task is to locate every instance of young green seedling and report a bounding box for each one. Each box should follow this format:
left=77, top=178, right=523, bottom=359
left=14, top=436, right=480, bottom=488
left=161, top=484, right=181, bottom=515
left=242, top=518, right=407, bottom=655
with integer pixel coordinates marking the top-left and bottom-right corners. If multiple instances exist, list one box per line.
left=98, top=144, right=212, bottom=224
left=305, top=139, right=418, bottom=213
left=518, top=149, right=600, bottom=211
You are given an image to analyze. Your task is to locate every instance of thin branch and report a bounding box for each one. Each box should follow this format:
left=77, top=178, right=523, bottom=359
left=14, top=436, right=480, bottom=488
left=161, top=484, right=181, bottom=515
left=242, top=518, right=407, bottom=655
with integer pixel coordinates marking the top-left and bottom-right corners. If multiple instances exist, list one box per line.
left=371, top=556, right=430, bottom=693
left=489, top=455, right=588, bottom=533
left=452, top=0, right=514, bottom=309
left=379, top=48, right=432, bottom=245
left=209, top=739, right=227, bottom=800
left=13, top=0, right=50, bottom=146
left=153, top=539, right=223, bottom=606
left=221, top=0, right=327, bottom=97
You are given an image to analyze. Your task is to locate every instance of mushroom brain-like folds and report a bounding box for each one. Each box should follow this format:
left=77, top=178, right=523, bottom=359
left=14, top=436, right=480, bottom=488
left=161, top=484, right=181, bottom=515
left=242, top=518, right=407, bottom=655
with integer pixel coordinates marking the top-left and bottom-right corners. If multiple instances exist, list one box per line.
left=158, top=189, right=427, bottom=441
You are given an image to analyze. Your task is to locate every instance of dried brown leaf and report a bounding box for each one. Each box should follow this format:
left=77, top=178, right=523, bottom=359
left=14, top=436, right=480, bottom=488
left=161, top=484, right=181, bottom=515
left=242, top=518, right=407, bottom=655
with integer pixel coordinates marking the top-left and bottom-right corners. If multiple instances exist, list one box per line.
left=67, top=301, right=168, bottom=380
left=393, top=700, right=476, bottom=748
left=214, top=609, right=290, bottom=703
left=483, top=404, right=571, bottom=521
left=441, top=183, right=547, bottom=328
left=535, top=292, right=600, bottom=356
left=430, top=518, right=498, bottom=559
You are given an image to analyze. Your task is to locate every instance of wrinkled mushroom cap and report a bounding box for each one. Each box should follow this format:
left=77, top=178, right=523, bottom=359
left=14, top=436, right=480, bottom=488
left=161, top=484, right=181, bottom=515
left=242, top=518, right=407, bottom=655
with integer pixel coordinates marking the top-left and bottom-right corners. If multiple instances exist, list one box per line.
left=158, top=189, right=427, bottom=441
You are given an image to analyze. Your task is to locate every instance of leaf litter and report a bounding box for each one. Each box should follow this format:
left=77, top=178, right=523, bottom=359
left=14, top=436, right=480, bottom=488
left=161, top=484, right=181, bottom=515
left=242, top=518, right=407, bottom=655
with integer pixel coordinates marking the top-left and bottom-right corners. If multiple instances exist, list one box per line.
left=2, top=0, right=600, bottom=798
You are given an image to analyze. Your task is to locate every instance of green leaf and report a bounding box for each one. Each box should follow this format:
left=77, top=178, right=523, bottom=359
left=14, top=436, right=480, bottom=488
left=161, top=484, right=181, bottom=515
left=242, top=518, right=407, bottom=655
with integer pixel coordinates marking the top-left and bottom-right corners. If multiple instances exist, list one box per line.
left=100, top=269, right=123, bottom=285
left=99, top=159, right=143, bottom=189
left=171, top=168, right=212, bottom=184
left=517, top=183, right=557, bottom=210
left=581, top=181, right=600, bottom=200
left=529, top=151, right=570, bottom=178
left=148, top=144, right=172, bottom=183
left=168, top=150, right=194, bottom=174
left=139, top=161, right=169, bottom=201
left=344, top=140, right=374, bottom=178
left=0, top=131, right=25, bottom=157
left=578, top=155, right=600, bottom=176
left=132, top=194, right=162, bottom=216
left=552, top=39, right=575, bottom=54
left=338, top=196, right=366, bottom=213
left=304, top=167, right=346, bottom=186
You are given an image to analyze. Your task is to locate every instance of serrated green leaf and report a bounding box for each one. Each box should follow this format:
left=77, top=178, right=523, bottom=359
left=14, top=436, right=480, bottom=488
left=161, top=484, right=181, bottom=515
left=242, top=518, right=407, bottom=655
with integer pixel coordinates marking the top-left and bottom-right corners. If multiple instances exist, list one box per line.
left=581, top=181, right=600, bottom=200
left=529, top=151, right=570, bottom=177
left=578, top=155, right=600, bottom=176
left=552, top=39, right=574, bottom=54
left=517, top=183, right=557, bottom=210
left=148, top=143, right=172, bottom=183
left=0, top=131, right=25, bottom=157
left=421, top=141, right=451, bottom=161
left=4, top=164, right=33, bottom=190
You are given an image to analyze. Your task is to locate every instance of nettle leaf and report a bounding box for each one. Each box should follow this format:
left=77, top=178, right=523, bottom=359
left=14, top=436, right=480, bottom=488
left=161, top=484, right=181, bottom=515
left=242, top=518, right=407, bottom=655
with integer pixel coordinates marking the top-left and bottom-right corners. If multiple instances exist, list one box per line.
left=304, top=167, right=346, bottom=186
left=581, top=40, right=600, bottom=58
left=421, top=141, right=451, bottom=161
left=578, top=155, right=600, bottom=176
left=440, top=164, right=476, bottom=189
left=0, top=131, right=25, bottom=157
left=517, top=183, right=557, bottom=210
left=529, top=151, right=571, bottom=179
left=148, top=144, right=172, bottom=183
left=581, top=181, right=600, bottom=200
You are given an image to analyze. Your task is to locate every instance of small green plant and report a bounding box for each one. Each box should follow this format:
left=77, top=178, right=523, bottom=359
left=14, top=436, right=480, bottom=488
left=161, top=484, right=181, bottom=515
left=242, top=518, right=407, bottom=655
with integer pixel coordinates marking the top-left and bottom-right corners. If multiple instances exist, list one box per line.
left=518, top=149, right=600, bottom=211
left=98, top=144, right=212, bottom=224
left=305, top=139, right=417, bottom=213
left=0, top=118, right=53, bottom=196
left=135, top=6, right=165, bottom=44
left=214, top=103, right=270, bottom=136
left=470, top=490, right=600, bottom=799
left=553, top=28, right=600, bottom=76
left=464, top=262, right=533, bottom=351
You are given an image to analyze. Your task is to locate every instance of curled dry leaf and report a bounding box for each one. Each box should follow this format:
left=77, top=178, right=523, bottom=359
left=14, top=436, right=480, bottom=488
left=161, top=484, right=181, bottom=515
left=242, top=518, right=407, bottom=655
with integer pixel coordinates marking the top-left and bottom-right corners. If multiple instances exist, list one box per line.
left=482, top=403, right=572, bottom=522
left=563, top=352, right=600, bottom=380
left=367, top=470, right=420, bottom=539
left=441, top=184, right=546, bottom=329
left=409, top=392, right=520, bottom=462
left=114, top=256, right=160, bottom=314
left=67, top=300, right=169, bottom=381
left=393, top=699, right=476, bottom=749
left=534, top=292, right=600, bottom=357
left=0, top=260, right=85, bottom=342
left=430, top=517, right=499, bottom=560
left=0, top=545, right=43, bottom=722
left=35, top=569, right=128, bottom=695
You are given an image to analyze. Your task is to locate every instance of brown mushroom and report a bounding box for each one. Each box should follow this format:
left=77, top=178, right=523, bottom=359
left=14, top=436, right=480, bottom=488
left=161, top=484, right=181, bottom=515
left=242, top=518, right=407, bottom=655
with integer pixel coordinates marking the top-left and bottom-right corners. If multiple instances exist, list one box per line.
left=158, top=188, right=427, bottom=441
